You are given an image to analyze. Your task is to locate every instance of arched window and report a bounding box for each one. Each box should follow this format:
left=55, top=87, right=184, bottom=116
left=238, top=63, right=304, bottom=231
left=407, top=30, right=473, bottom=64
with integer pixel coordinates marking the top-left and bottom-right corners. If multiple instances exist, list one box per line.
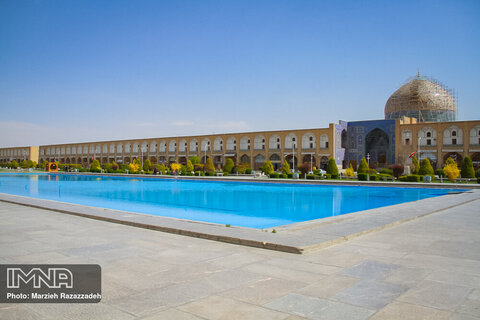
left=254, top=135, right=265, bottom=150
left=302, top=133, right=316, bottom=149
left=269, top=135, right=281, bottom=150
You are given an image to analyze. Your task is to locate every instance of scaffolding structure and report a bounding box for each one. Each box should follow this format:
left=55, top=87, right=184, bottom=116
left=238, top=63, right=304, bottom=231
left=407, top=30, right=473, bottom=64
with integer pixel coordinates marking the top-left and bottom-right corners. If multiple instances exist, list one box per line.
left=385, top=73, right=457, bottom=122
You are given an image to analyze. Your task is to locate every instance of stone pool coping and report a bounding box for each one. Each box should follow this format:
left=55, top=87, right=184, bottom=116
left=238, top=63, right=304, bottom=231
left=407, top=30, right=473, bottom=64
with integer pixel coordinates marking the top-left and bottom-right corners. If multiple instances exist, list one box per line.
left=1, top=185, right=479, bottom=254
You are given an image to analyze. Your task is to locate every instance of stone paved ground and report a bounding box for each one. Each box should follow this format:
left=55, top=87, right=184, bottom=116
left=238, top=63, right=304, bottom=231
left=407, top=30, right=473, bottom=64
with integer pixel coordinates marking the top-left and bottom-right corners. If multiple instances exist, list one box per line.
left=1, top=199, right=479, bottom=320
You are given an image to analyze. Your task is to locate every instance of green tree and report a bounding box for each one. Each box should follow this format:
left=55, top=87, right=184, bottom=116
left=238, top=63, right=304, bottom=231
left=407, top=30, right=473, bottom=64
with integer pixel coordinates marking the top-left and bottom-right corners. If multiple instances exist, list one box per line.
left=205, top=158, right=215, bottom=173
left=418, top=158, right=434, bottom=176
left=186, top=160, right=194, bottom=173
left=11, top=160, right=19, bottom=169
left=281, top=160, right=291, bottom=175
left=90, top=159, right=101, bottom=172
left=326, top=158, right=339, bottom=177
left=143, top=159, right=152, bottom=172
left=357, top=157, right=369, bottom=174
left=460, top=156, right=475, bottom=178
left=223, top=158, right=234, bottom=174
left=189, top=156, right=200, bottom=165
left=19, top=160, right=28, bottom=168
left=260, top=161, right=274, bottom=175
left=412, top=155, right=420, bottom=174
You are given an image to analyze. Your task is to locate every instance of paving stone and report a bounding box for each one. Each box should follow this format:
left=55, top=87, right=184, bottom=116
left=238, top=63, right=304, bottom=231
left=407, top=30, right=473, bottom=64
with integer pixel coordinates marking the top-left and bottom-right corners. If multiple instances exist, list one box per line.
left=384, top=267, right=431, bottom=288
left=0, top=305, right=50, bottom=320
left=333, top=279, right=408, bottom=309
left=339, top=260, right=401, bottom=280
left=179, top=295, right=289, bottom=320
left=265, top=293, right=375, bottom=320
left=220, top=277, right=307, bottom=305
left=297, top=274, right=360, bottom=299
left=426, top=270, right=480, bottom=288
left=139, top=308, right=205, bottom=320
left=369, top=301, right=451, bottom=319
left=456, top=299, right=480, bottom=317
left=241, top=263, right=326, bottom=283
left=397, top=280, right=472, bottom=311
left=24, top=303, right=135, bottom=320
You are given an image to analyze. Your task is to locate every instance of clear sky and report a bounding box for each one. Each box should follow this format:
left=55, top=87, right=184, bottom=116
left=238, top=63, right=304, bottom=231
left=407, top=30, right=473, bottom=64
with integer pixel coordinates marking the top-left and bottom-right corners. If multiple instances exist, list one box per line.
left=1, top=0, right=479, bottom=147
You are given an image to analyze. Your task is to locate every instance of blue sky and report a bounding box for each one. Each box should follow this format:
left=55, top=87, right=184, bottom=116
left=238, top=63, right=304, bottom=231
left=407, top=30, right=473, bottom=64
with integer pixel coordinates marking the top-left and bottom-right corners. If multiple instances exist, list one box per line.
left=1, top=0, right=479, bottom=147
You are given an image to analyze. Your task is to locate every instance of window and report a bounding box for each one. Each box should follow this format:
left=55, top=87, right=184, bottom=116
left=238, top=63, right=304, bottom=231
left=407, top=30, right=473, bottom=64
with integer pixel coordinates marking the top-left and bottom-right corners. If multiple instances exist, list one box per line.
left=427, top=132, right=431, bottom=138
left=452, top=138, right=457, bottom=145
left=325, top=142, right=329, bottom=148
left=292, top=137, right=296, bottom=142
left=452, top=131, right=457, bottom=137
left=309, top=137, right=313, bottom=141
left=427, top=139, right=432, bottom=145
left=405, top=138, right=410, bottom=145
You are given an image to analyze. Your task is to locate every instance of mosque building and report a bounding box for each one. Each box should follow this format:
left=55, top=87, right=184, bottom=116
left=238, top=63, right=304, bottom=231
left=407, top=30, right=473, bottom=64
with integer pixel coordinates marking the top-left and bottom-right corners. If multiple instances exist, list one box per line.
left=1, top=73, right=479, bottom=171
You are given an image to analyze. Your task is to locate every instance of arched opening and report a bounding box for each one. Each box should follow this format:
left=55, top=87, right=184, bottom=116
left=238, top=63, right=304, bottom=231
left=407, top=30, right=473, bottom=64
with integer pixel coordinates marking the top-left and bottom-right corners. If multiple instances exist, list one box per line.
left=341, top=130, right=347, bottom=148
left=285, top=154, right=298, bottom=170
left=320, top=156, right=329, bottom=170
left=269, top=153, right=281, bottom=170
left=178, top=157, right=187, bottom=165
left=150, top=156, right=157, bottom=164
left=240, top=154, right=250, bottom=165
left=471, top=153, right=480, bottom=170
left=366, top=128, right=390, bottom=166
left=443, top=152, right=463, bottom=167
left=254, top=154, right=265, bottom=170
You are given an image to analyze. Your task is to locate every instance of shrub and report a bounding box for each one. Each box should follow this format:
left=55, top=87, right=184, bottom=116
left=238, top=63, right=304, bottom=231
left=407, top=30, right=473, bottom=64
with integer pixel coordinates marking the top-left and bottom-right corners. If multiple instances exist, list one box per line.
left=324, top=173, right=331, bottom=179
left=223, top=158, right=234, bottom=174
left=418, top=158, right=434, bottom=176
left=297, top=163, right=310, bottom=175
left=205, top=171, right=214, bottom=176
left=476, top=169, right=480, bottom=178
left=205, top=158, right=215, bottom=173
left=143, top=159, right=152, bottom=172
left=412, top=155, right=420, bottom=174
left=399, top=174, right=423, bottom=182
left=345, top=163, right=355, bottom=177
left=379, top=168, right=393, bottom=175
left=279, top=173, right=287, bottom=179
left=281, top=160, right=291, bottom=175
left=460, top=156, right=475, bottom=178
left=435, top=169, right=445, bottom=177
left=170, top=162, right=181, bottom=174
left=377, top=173, right=393, bottom=180
left=245, top=168, right=252, bottom=174
left=326, top=158, right=338, bottom=176
left=306, top=174, right=315, bottom=180
left=357, top=157, right=369, bottom=174
left=189, top=156, right=200, bottom=165
left=260, top=161, right=274, bottom=175
left=444, top=157, right=460, bottom=182
left=186, top=160, right=194, bottom=173
left=357, top=173, right=367, bottom=181
left=390, top=164, right=404, bottom=178
left=368, top=169, right=377, bottom=175
left=369, top=174, right=379, bottom=181
left=269, top=172, right=279, bottom=178
left=287, top=173, right=293, bottom=178
left=90, top=160, right=101, bottom=173
left=11, top=160, right=19, bottom=169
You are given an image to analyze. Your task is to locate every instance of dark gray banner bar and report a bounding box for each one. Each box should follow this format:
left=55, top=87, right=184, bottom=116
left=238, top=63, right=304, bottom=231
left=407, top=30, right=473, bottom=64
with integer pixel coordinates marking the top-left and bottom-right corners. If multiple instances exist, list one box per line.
left=0, top=264, right=101, bottom=303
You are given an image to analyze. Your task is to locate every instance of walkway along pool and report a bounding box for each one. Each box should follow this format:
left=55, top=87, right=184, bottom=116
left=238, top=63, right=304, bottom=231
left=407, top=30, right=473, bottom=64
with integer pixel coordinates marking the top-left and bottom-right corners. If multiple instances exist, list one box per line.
left=0, top=173, right=466, bottom=229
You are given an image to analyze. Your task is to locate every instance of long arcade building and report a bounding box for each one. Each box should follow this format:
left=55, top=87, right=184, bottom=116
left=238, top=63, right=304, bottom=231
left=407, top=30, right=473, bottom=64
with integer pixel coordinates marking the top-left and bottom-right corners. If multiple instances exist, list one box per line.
left=2, top=118, right=480, bottom=171
left=1, top=74, right=480, bottom=171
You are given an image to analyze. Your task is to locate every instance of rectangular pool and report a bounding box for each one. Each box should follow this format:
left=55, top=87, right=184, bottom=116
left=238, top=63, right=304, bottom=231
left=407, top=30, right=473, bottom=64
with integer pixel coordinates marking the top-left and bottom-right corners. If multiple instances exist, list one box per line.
left=0, top=173, right=464, bottom=229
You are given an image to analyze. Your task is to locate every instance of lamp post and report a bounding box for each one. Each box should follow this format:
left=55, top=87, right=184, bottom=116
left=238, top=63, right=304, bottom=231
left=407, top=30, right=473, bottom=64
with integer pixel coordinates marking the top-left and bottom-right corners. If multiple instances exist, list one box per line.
left=292, top=142, right=295, bottom=173
left=367, top=153, right=370, bottom=166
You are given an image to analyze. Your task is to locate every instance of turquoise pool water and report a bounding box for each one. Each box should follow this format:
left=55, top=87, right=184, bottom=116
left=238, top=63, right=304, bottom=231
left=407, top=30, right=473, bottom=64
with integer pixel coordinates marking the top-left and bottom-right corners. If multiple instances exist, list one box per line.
left=0, top=173, right=463, bottom=228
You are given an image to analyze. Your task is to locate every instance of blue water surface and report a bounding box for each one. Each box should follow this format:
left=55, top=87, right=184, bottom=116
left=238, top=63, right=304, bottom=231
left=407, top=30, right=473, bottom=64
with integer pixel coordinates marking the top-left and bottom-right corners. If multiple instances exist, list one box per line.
left=0, top=173, right=464, bottom=228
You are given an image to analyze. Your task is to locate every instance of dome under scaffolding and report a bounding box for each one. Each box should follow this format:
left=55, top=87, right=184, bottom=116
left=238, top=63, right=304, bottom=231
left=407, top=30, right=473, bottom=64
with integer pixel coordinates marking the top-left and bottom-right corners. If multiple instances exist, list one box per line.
left=384, top=72, right=457, bottom=122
